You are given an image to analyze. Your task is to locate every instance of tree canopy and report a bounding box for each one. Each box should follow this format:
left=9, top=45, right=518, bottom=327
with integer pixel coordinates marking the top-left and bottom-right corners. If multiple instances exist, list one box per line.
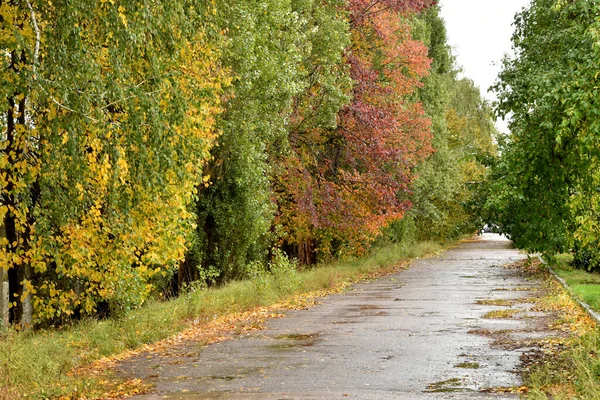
left=489, top=0, right=600, bottom=270
left=1, top=0, right=498, bottom=326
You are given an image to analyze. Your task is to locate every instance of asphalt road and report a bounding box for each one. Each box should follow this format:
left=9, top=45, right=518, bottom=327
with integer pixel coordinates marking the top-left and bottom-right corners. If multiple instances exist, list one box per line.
left=119, top=234, right=553, bottom=399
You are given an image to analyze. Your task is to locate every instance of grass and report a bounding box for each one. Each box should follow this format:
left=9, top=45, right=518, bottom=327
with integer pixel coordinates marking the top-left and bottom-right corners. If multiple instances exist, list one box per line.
left=525, top=329, right=600, bottom=400
left=425, top=377, right=467, bottom=393
left=523, top=254, right=600, bottom=399
left=0, top=240, right=445, bottom=399
left=552, top=255, right=600, bottom=311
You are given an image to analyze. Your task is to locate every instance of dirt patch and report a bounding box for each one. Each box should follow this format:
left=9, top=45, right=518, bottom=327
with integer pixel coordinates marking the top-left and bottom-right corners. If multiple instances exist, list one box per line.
left=425, top=378, right=473, bottom=393
left=482, top=309, right=520, bottom=319
left=476, top=299, right=524, bottom=307
left=455, top=362, right=481, bottom=369
left=468, top=329, right=526, bottom=350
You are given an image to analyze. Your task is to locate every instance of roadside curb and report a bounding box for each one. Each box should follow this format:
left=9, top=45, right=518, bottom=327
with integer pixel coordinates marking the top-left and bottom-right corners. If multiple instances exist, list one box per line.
left=537, top=255, right=600, bottom=325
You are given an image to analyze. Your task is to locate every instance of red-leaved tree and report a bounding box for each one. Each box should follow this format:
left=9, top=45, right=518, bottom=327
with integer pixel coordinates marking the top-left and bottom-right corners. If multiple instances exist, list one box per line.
left=276, top=0, right=435, bottom=262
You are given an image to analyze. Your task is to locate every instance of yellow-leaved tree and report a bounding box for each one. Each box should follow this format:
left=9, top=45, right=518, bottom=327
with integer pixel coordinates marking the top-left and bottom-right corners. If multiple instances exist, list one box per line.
left=0, top=0, right=228, bottom=325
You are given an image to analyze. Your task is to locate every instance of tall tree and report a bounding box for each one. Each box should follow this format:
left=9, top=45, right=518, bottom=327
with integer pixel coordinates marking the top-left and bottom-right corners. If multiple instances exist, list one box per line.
left=0, top=0, right=227, bottom=324
left=186, top=0, right=352, bottom=282
left=386, top=6, right=497, bottom=244
left=277, top=0, right=435, bottom=261
left=490, top=0, right=600, bottom=267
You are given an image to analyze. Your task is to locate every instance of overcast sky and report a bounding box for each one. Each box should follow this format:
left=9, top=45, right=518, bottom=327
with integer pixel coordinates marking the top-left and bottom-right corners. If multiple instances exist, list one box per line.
left=438, top=0, right=532, bottom=133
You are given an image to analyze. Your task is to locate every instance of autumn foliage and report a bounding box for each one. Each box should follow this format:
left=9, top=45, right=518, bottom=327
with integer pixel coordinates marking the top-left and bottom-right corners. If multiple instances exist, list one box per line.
left=1, top=0, right=227, bottom=324
left=1, top=0, right=498, bottom=326
left=276, top=0, right=433, bottom=260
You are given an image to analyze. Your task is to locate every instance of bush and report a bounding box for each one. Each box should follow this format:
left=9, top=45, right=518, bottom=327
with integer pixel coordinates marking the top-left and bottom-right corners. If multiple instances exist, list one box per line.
left=572, top=244, right=600, bottom=273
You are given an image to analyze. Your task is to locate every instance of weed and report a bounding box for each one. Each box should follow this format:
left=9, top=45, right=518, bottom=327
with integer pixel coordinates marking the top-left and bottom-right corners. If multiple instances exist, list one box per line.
left=520, top=256, right=600, bottom=399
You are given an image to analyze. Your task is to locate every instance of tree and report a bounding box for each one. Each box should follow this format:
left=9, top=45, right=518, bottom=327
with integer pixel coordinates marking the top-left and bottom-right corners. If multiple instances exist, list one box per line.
left=490, top=0, right=600, bottom=267
left=276, top=0, right=435, bottom=261
left=184, top=0, right=353, bottom=282
left=387, top=6, right=497, bottom=243
left=1, top=0, right=227, bottom=324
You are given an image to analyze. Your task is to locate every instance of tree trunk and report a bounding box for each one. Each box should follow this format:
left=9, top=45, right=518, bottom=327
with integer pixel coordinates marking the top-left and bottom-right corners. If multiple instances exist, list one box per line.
left=4, top=49, right=33, bottom=326
left=5, top=92, right=22, bottom=325
left=21, top=264, right=32, bottom=326
left=0, top=222, right=8, bottom=327
left=297, top=237, right=316, bottom=266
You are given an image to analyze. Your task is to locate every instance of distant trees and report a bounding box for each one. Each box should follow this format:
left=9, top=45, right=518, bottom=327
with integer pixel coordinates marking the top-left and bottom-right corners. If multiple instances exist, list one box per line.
left=488, top=0, right=600, bottom=270
left=390, top=5, right=497, bottom=244
left=1, top=0, right=498, bottom=326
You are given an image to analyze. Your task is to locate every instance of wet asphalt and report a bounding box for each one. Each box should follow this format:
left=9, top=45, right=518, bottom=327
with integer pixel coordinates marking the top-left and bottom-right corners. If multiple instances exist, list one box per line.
left=119, top=234, right=550, bottom=399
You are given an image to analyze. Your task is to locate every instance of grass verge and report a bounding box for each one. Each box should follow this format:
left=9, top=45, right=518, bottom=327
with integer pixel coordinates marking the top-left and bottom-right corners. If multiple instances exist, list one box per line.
left=523, top=255, right=600, bottom=399
left=552, top=254, right=600, bottom=312
left=0, top=240, right=445, bottom=400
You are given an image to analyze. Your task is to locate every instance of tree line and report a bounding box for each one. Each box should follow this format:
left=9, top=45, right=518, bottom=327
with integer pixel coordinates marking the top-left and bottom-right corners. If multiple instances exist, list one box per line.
left=1, top=0, right=496, bottom=327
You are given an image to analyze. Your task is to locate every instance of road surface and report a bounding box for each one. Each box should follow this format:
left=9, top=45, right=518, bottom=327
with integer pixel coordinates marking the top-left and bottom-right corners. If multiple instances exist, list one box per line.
left=118, top=234, right=556, bottom=399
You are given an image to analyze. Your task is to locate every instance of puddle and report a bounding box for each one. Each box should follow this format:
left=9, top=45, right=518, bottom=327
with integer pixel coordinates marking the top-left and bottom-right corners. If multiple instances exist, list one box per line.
left=347, top=304, right=389, bottom=316
left=354, top=305, right=383, bottom=310
left=209, top=375, right=236, bottom=381
left=373, top=311, right=388, bottom=316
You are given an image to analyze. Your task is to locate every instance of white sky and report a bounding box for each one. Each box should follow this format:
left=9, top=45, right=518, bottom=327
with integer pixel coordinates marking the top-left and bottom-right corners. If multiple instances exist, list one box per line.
left=438, top=0, right=532, bottom=133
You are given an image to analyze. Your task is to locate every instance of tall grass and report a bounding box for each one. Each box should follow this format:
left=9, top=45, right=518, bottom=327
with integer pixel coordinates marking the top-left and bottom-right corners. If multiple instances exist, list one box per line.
left=0, top=240, right=444, bottom=399
left=526, top=329, right=600, bottom=400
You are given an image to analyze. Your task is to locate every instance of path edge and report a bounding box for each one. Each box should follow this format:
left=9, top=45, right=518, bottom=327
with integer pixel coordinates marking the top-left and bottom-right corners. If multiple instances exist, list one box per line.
left=537, top=255, right=600, bottom=324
